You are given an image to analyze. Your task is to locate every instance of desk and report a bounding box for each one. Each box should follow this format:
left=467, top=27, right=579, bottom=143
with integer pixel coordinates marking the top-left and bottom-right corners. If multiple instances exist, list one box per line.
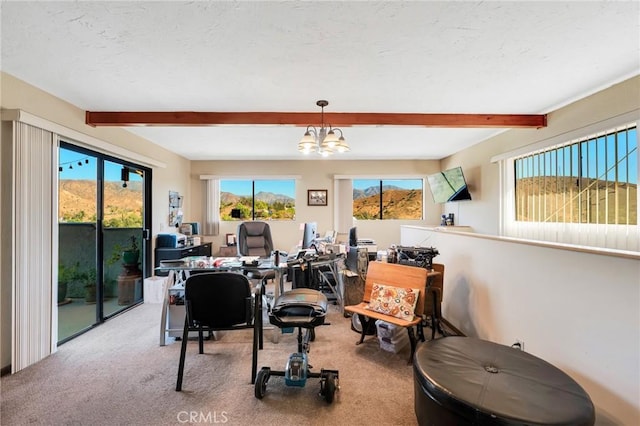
left=154, top=243, right=212, bottom=276
left=156, top=256, right=286, bottom=346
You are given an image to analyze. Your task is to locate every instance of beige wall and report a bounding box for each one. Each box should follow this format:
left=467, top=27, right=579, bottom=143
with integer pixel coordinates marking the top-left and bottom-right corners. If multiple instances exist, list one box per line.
left=0, top=72, right=191, bottom=369
left=441, top=76, right=640, bottom=235
left=189, top=160, right=442, bottom=254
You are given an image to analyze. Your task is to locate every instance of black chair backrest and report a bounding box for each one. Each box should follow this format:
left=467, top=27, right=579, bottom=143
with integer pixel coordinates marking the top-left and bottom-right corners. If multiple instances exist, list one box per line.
left=184, top=272, right=253, bottom=328
left=237, top=221, right=274, bottom=257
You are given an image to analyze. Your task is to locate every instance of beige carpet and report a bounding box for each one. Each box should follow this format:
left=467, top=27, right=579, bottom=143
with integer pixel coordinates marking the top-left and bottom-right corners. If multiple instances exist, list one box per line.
left=0, top=298, right=447, bottom=426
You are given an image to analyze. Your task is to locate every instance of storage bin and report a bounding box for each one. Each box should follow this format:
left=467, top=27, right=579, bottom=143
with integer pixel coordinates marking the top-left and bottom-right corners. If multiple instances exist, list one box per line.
left=375, top=319, right=404, bottom=339
left=379, top=332, right=409, bottom=353
left=377, top=321, right=409, bottom=353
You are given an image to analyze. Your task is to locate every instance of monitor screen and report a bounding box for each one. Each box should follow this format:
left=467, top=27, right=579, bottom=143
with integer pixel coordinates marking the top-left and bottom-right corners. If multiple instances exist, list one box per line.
left=349, top=226, right=358, bottom=247
left=182, top=222, right=200, bottom=235
left=426, top=166, right=472, bottom=203
left=302, top=222, right=318, bottom=249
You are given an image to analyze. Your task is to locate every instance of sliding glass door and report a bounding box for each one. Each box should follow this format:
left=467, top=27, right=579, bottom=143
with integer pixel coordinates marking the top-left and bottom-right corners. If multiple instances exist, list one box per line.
left=57, top=143, right=151, bottom=343
left=57, top=148, right=98, bottom=340
left=103, top=160, right=145, bottom=317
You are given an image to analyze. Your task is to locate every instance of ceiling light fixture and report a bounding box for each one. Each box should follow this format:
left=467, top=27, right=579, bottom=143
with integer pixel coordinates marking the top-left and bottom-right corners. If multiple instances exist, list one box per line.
left=298, top=100, right=349, bottom=157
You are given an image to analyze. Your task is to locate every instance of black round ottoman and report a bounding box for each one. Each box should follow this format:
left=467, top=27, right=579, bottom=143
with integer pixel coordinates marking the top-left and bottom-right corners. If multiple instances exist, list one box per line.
left=413, top=337, right=595, bottom=425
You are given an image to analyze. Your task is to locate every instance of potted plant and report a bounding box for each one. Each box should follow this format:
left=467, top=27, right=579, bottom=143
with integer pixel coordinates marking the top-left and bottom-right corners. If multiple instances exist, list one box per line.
left=121, top=235, right=140, bottom=266
left=57, top=262, right=79, bottom=304
left=103, top=273, right=117, bottom=299
left=108, top=235, right=140, bottom=267
left=83, top=268, right=97, bottom=304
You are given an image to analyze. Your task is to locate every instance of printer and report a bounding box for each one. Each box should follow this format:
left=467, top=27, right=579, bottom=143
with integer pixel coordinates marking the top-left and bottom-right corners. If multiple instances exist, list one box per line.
left=156, top=233, right=188, bottom=248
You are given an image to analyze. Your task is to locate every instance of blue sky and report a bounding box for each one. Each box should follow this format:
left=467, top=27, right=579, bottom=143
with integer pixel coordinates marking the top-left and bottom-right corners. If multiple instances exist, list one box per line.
left=353, top=179, right=423, bottom=190
left=220, top=179, right=295, bottom=197
left=516, top=128, right=637, bottom=184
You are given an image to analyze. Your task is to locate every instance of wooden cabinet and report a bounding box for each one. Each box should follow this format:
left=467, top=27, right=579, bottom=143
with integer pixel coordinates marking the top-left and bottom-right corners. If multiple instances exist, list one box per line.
left=154, top=243, right=212, bottom=276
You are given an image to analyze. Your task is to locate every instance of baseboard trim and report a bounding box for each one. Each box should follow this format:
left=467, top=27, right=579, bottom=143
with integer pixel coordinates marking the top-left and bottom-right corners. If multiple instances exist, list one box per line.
left=1, top=365, right=11, bottom=376
left=441, top=318, right=465, bottom=337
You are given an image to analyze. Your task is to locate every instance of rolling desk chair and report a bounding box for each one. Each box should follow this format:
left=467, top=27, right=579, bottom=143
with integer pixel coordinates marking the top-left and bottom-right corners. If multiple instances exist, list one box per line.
left=236, top=221, right=278, bottom=336
left=237, top=221, right=274, bottom=257
left=236, top=221, right=276, bottom=283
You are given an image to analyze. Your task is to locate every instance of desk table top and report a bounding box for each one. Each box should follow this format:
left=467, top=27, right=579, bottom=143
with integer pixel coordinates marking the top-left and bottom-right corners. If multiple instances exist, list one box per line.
left=155, top=255, right=287, bottom=273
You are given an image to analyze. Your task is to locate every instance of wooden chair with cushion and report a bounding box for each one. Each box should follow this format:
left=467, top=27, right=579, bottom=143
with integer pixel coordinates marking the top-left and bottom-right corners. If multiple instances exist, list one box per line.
left=343, top=261, right=428, bottom=363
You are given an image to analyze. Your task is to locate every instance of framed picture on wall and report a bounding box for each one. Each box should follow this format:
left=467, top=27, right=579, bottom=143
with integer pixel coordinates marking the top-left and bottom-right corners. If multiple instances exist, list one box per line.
left=307, top=189, right=328, bottom=206
left=226, top=233, right=237, bottom=246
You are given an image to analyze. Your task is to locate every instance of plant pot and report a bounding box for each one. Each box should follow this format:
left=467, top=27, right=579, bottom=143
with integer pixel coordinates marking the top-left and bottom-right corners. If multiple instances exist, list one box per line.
left=104, top=279, right=117, bottom=298
left=85, top=284, right=97, bottom=304
left=58, top=281, right=68, bottom=304
left=122, top=250, right=140, bottom=266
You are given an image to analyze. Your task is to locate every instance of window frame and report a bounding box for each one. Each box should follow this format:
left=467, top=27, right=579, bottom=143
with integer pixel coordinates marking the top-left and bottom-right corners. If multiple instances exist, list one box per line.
left=219, top=177, right=297, bottom=221
left=496, top=114, right=639, bottom=252
left=351, top=177, right=425, bottom=221
left=513, top=125, right=636, bottom=226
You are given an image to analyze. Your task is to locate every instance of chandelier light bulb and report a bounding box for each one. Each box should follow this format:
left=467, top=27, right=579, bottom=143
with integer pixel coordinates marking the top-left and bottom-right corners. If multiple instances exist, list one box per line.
left=298, top=100, right=350, bottom=157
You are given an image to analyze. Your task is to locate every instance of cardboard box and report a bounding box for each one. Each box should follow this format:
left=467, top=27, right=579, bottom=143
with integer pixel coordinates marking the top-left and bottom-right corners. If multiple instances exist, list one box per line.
left=143, top=276, right=167, bottom=304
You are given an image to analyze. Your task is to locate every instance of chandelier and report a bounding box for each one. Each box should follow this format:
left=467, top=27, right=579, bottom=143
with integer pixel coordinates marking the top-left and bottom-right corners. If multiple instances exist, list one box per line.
left=298, top=100, right=350, bottom=156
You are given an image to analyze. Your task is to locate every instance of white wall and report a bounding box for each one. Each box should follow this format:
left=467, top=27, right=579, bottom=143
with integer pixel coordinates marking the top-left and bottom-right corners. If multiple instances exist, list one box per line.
left=402, top=226, right=640, bottom=425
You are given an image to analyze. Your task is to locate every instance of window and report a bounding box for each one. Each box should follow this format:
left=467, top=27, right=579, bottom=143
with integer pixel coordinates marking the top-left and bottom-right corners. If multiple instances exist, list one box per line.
left=514, top=125, right=637, bottom=225
left=501, top=120, right=638, bottom=252
left=220, top=179, right=296, bottom=221
left=352, top=179, right=423, bottom=220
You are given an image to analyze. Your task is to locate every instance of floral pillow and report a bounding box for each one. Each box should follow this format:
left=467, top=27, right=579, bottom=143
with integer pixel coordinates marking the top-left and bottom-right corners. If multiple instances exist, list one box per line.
left=366, top=283, right=420, bottom=321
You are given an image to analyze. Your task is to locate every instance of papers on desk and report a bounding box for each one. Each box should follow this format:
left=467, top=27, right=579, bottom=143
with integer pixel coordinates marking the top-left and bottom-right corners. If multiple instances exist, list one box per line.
left=238, top=256, right=260, bottom=263
left=212, top=257, right=242, bottom=267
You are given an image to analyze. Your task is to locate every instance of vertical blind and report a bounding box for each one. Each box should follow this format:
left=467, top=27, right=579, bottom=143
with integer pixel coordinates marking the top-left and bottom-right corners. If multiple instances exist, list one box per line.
left=203, top=178, right=220, bottom=236
left=11, top=122, right=56, bottom=372
left=501, top=121, right=639, bottom=252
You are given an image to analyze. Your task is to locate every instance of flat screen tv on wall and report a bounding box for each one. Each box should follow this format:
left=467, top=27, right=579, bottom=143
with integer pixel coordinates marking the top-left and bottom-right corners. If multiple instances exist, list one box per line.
left=427, top=166, right=472, bottom=203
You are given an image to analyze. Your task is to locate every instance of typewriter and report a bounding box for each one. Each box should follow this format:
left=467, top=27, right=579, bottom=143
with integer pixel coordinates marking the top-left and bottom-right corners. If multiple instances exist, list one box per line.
left=396, top=246, right=440, bottom=270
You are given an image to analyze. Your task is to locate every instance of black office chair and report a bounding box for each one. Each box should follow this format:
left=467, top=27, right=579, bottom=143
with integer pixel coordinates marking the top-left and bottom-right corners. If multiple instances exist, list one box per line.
left=175, top=272, right=262, bottom=391
left=236, top=221, right=276, bottom=284
left=237, top=221, right=274, bottom=256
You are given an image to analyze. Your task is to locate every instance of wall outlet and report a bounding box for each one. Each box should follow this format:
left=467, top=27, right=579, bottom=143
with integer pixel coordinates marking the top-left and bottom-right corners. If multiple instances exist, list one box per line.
left=514, top=339, right=525, bottom=351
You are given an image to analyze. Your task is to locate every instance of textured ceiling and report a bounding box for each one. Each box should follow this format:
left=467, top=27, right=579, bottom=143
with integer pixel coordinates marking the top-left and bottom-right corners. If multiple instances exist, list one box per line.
left=2, top=1, right=639, bottom=160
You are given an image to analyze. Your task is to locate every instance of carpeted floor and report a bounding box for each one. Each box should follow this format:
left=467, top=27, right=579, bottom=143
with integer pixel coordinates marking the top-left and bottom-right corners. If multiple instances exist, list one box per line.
left=0, top=297, right=445, bottom=426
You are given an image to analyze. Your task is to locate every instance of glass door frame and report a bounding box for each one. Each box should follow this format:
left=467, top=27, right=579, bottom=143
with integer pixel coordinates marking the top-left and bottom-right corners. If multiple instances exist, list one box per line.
left=58, top=141, right=152, bottom=342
